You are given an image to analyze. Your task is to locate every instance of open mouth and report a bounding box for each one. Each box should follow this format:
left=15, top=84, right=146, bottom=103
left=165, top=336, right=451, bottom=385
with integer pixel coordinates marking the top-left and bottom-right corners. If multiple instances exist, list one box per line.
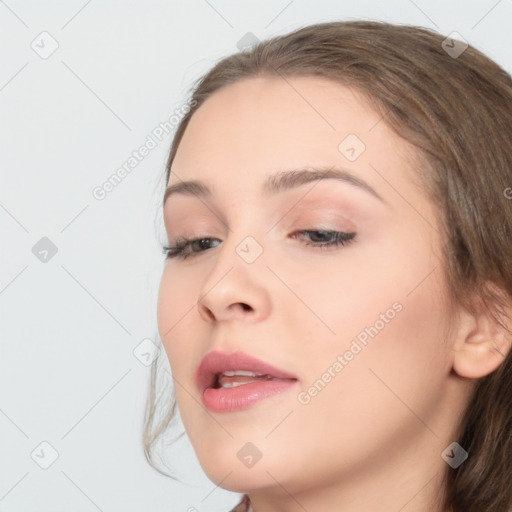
left=196, top=350, right=299, bottom=412
left=212, top=370, right=295, bottom=389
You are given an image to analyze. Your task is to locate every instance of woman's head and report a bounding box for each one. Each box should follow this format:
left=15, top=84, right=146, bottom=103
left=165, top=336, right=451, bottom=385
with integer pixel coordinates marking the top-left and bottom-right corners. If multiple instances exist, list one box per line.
left=146, top=20, right=512, bottom=511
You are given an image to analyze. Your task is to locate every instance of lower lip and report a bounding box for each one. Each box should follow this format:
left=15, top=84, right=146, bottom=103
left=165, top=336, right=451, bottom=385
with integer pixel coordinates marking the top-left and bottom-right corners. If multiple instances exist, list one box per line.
left=202, top=379, right=299, bottom=413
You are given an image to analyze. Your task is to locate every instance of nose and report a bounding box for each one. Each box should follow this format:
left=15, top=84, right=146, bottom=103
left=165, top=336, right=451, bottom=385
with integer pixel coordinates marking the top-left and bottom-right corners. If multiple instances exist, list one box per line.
left=196, top=239, right=271, bottom=324
left=199, top=296, right=254, bottom=323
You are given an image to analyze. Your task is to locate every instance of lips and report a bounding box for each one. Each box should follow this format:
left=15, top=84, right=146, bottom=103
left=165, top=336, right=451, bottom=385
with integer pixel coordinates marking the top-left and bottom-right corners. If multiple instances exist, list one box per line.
left=195, top=350, right=298, bottom=392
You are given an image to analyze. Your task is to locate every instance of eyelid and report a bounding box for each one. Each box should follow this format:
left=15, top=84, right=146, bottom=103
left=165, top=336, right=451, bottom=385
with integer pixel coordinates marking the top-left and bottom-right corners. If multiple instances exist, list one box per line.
left=165, top=203, right=359, bottom=239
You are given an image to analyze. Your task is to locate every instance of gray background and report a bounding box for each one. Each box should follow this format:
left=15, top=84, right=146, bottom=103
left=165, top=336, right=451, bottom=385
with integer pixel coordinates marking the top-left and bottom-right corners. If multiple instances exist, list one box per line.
left=1, top=1, right=511, bottom=511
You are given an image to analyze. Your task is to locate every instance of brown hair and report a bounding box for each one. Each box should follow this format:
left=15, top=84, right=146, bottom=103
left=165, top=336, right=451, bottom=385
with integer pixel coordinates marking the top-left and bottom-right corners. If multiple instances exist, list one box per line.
left=144, top=20, right=512, bottom=511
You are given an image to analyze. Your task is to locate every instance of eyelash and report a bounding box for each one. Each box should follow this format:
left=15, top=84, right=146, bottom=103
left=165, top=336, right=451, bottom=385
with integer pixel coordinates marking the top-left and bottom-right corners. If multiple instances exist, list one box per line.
left=161, top=230, right=356, bottom=261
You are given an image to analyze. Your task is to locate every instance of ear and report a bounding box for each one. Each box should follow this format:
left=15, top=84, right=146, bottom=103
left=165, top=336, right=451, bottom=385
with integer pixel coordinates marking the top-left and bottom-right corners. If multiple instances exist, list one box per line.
left=452, top=282, right=512, bottom=379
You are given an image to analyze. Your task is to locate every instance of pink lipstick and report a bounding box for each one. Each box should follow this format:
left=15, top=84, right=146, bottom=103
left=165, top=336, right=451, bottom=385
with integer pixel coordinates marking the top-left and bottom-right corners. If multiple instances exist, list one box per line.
left=196, top=350, right=299, bottom=413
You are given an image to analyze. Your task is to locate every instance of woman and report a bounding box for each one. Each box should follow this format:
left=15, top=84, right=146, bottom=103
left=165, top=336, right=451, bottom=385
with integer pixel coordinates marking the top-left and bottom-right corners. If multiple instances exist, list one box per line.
left=145, top=20, right=512, bottom=511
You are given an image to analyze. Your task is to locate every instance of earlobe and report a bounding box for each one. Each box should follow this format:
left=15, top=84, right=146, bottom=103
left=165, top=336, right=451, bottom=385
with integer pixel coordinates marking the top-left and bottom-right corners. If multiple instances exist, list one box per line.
left=451, top=288, right=512, bottom=380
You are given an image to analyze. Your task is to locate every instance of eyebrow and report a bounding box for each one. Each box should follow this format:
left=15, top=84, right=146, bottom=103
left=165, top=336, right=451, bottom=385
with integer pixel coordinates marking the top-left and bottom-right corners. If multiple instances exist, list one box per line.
left=163, top=167, right=386, bottom=207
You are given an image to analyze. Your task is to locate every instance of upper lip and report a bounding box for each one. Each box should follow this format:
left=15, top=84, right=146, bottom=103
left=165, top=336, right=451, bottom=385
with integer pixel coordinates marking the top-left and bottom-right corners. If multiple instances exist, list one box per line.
left=196, top=350, right=298, bottom=391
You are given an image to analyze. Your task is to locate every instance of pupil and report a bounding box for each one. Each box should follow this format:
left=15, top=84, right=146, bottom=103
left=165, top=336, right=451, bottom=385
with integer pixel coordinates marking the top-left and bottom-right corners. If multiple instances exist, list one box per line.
left=313, top=231, right=329, bottom=241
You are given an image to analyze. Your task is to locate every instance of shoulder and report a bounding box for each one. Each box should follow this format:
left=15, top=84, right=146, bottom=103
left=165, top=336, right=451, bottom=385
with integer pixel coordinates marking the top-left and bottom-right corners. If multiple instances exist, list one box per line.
left=229, top=494, right=251, bottom=512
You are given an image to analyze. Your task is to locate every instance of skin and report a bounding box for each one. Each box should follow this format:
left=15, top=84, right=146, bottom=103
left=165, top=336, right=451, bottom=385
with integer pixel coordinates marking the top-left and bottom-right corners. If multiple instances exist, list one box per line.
left=157, top=76, right=511, bottom=512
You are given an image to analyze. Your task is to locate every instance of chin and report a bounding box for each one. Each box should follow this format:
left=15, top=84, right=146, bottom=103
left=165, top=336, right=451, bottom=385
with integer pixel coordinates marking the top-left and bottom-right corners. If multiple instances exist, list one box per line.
left=194, top=444, right=286, bottom=493
left=201, top=465, right=276, bottom=494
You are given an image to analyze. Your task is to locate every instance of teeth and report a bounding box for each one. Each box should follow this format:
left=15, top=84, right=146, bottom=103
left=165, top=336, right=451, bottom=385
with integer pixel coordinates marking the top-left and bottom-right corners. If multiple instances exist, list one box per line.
left=219, top=381, right=254, bottom=388
left=222, top=370, right=266, bottom=377
left=214, top=370, right=279, bottom=389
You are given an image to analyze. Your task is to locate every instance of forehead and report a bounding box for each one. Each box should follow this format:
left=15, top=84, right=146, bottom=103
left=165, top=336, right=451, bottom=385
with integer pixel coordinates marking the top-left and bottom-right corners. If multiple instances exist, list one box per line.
left=168, top=75, right=428, bottom=215
left=172, top=76, right=384, bottom=173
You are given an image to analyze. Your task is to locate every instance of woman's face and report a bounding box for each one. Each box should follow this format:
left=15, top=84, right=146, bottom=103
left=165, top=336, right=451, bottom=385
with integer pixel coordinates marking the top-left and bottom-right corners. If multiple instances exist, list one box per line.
left=157, top=76, right=463, bottom=499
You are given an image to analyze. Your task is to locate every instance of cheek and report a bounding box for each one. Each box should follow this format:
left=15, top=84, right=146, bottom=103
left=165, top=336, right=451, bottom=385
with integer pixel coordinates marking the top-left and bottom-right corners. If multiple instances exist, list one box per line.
left=157, top=269, right=207, bottom=427
left=291, top=227, right=451, bottom=419
left=319, top=223, right=446, bottom=348
left=157, top=267, right=200, bottom=370
left=271, top=261, right=452, bottom=482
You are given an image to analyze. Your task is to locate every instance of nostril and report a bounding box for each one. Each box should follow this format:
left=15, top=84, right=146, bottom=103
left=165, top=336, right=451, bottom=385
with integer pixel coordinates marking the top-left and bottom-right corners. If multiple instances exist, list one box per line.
left=200, top=305, right=216, bottom=321
left=229, top=303, right=253, bottom=313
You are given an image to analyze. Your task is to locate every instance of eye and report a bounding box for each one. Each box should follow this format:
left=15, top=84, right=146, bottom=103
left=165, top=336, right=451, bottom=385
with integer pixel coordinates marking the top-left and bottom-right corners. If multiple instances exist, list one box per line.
left=290, top=230, right=356, bottom=249
left=162, top=237, right=220, bottom=260
left=161, top=230, right=356, bottom=261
